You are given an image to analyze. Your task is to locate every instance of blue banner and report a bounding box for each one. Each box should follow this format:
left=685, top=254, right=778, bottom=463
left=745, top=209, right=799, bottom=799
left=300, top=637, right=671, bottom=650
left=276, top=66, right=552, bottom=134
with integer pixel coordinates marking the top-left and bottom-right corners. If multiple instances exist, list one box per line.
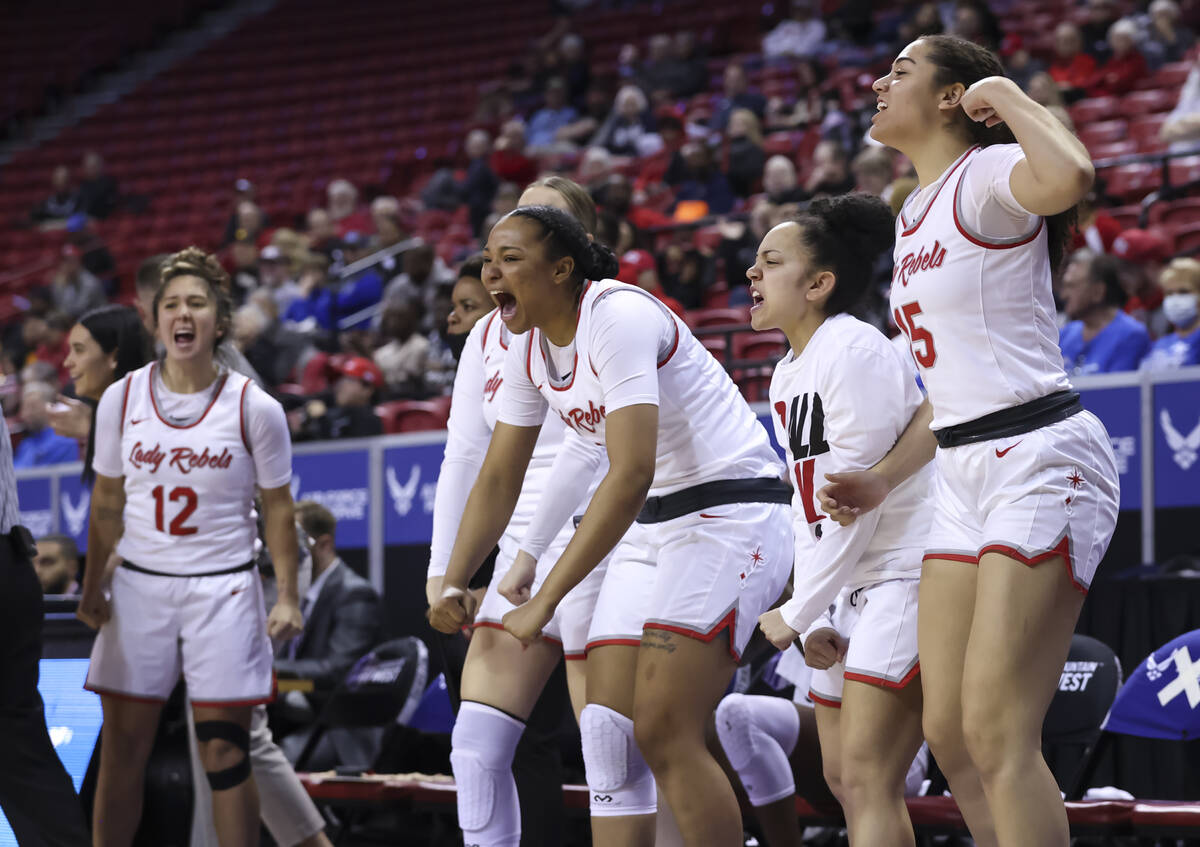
left=16, top=477, right=53, bottom=539
left=1078, top=386, right=1141, bottom=510
left=1104, top=629, right=1200, bottom=740
left=383, top=442, right=445, bottom=545
left=1154, top=381, right=1200, bottom=509
left=291, top=450, right=371, bottom=548
left=58, top=475, right=91, bottom=552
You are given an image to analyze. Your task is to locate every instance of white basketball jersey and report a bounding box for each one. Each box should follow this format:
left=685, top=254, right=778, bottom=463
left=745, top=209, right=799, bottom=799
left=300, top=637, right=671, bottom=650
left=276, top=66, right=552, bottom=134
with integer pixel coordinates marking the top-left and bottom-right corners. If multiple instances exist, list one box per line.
left=515, top=279, right=782, bottom=496
left=477, top=309, right=572, bottom=534
left=769, top=314, right=930, bottom=592
left=890, top=144, right=1071, bottom=430
left=115, top=362, right=260, bottom=574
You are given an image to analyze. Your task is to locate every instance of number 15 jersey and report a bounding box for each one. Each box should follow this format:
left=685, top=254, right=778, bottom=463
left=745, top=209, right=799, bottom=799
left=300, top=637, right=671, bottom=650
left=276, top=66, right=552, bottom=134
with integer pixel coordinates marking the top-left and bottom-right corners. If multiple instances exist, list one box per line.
left=891, top=144, right=1070, bottom=430
left=93, top=361, right=293, bottom=575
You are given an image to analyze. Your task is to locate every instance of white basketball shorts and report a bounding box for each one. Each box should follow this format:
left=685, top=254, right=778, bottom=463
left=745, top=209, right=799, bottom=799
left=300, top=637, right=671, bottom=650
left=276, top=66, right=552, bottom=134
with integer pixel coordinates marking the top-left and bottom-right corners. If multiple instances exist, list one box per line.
left=85, top=565, right=275, bottom=705
left=925, top=409, right=1119, bottom=592
left=586, top=502, right=793, bottom=661
left=808, top=578, right=921, bottom=707
left=474, top=531, right=605, bottom=659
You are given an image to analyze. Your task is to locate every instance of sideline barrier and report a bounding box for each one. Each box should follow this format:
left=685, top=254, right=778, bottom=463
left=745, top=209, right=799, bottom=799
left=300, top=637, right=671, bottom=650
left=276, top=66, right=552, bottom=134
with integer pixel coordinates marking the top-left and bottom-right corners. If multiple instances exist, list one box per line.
left=16, top=366, right=1200, bottom=592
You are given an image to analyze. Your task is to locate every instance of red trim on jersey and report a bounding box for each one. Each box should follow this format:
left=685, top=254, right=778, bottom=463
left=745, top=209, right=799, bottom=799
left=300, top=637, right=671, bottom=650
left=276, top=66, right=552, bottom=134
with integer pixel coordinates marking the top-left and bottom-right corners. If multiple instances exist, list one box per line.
left=147, top=362, right=229, bottom=429
left=951, top=169, right=1044, bottom=250
left=84, top=683, right=168, bottom=705
left=238, top=379, right=252, bottom=453
left=564, top=650, right=588, bottom=660
left=590, top=283, right=682, bottom=371
left=644, top=608, right=740, bottom=662
left=585, top=637, right=642, bottom=651
left=923, top=551, right=979, bottom=565
left=844, top=661, right=921, bottom=690
left=900, top=146, right=978, bottom=237
left=472, top=620, right=564, bottom=646
left=808, top=691, right=842, bottom=709
left=525, top=333, right=536, bottom=385
left=978, top=535, right=1085, bottom=595
left=657, top=321, right=680, bottom=369
left=482, top=310, right=500, bottom=352
left=119, top=374, right=133, bottom=434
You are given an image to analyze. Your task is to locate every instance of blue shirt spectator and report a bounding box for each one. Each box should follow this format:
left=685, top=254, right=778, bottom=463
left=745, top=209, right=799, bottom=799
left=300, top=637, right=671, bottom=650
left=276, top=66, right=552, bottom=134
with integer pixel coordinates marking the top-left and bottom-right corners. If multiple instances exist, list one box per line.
left=1058, top=249, right=1151, bottom=375
left=13, top=383, right=78, bottom=469
left=1142, top=327, right=1200, bottom=370
left=527, top=79, right=578, bottom=148
left=1142, top=256, right=1200, bottom=371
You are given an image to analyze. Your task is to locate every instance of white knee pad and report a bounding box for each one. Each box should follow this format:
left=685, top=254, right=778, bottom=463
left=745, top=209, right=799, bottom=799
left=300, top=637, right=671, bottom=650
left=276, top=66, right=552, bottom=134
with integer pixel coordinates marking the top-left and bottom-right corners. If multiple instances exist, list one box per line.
left=449, top=701, right=525, bottom=847
left=579, top=703, right=657, bottom=817
left=715, top=693, right=800, bottom=807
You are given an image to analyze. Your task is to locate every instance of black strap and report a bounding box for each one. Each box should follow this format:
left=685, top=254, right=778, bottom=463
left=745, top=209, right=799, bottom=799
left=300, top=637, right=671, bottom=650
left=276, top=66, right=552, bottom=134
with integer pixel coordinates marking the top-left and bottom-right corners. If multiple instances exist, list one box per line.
left=194, top=720, right=250, bottom=750
left=636, top=477, right=791, bottom=524
left=933, top=390, right=1083, bottom=449
left=121, top=559, right=255, bottom=578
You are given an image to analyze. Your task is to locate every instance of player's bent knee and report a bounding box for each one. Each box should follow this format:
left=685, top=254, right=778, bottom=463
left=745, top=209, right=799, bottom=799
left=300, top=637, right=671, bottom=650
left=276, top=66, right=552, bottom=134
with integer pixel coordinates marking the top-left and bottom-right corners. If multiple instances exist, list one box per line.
left=715, top=694, right=801, bottom=807
left=580, top=703, right=656, bottom=816
left=449, top=702, right=523, bottom=842
left=195, top=720, right=251, bottom=791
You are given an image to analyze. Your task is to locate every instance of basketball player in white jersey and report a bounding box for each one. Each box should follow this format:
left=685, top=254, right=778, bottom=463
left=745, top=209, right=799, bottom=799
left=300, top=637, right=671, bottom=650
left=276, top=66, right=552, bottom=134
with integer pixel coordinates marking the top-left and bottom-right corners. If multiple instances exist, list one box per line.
left=818, top=36, right=1119, bottom=847
left=430, top=206, right=792, bottom=847
left=76, top=247, right=304, bottom=847
left=714, top=194, right=931, bottom=847
left=426, top=178, right=607, bottom=847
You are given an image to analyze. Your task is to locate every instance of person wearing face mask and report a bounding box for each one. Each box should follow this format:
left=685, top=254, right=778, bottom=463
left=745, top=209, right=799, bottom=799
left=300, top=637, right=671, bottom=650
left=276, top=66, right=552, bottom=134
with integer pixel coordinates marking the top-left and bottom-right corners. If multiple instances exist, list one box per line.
left=1142, top=257, right=1200, bottom=370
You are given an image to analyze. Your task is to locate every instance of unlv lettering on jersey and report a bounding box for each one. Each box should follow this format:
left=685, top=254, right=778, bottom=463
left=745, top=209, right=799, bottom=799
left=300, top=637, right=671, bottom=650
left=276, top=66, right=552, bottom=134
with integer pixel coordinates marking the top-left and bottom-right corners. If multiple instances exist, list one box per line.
left=129, top=441, right=166, bottom=473
left=559, top=400, right=606, bottom=434
left=775, top=392, right=830, bottom=460
left=483, top=372, right=503, bottom=402
left=169, top=446, right=234, bottom=474
left=894, top=240, right=947, bottom=288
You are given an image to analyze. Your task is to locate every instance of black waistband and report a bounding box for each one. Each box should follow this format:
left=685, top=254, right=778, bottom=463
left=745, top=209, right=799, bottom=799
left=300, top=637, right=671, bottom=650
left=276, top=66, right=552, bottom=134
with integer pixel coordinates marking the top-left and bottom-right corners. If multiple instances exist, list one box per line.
left=636, top=477, right=791, bottom=524
left=933, top=390, right=1083, bottom=449
left=121, top=559, right=255, bottom=578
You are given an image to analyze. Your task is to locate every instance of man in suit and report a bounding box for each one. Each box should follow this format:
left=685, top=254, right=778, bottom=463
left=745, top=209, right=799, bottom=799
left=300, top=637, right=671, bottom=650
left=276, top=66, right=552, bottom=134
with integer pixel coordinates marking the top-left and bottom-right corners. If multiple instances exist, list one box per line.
left=274, top=501, right=382, bottom=769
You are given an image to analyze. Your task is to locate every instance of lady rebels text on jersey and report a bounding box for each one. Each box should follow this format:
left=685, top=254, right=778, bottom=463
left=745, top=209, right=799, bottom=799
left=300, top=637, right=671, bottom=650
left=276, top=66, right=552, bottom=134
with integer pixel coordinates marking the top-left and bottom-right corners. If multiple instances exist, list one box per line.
left=92, top=362, right=292, bottom=574
left=770, top=314, right=932, bottom=636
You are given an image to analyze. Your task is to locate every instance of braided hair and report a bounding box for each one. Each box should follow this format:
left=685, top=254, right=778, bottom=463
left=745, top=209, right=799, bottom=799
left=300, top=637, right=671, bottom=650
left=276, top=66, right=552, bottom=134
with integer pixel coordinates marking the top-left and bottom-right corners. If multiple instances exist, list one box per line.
left=504, top=205, right=619, bottom=288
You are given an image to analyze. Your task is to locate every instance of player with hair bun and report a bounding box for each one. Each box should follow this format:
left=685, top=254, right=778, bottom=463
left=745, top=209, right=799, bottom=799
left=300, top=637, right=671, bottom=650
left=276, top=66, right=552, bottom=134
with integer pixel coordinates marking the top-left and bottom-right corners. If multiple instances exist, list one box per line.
left=718, top=193, right=929, bottom=847
left=820, top=35, right=1120, bottom=847
left=431, top=205, right=792, bottom=846
left=77, top=246, right=303, bottom=847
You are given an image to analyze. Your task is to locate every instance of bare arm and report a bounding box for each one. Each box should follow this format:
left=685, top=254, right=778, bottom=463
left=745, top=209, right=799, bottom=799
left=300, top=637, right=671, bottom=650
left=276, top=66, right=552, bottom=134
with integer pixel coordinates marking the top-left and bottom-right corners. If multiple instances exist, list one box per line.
left=76, top=473, right=124, bottom=628
left=260, top=483, right=303, bottom=640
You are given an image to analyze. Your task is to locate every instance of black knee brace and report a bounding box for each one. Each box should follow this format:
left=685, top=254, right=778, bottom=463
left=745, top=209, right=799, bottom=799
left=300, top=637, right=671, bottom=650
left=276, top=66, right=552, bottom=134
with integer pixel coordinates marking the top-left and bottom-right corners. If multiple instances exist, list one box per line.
left=195, top=720, right=251, bottom=791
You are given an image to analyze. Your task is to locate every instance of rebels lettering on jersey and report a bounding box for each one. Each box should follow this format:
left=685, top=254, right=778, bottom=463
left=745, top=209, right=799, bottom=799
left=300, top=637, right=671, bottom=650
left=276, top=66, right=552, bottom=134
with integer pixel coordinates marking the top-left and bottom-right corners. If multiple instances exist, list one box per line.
left=128, top=443, right=233, bottom=474
left=560, top=399, right=606, bottom=435
left=890, top=144, right=1070, bottom=429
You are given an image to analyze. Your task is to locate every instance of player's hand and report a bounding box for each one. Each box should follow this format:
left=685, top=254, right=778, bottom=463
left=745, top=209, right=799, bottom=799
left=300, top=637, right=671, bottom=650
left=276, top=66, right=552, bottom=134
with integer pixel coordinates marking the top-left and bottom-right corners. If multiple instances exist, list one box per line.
left=267, top=599, right=304, bottom=641
left=758, top=608, right=800, bottom=652
left=502, top=596, right=554, bottom=646
left=959, top=75, right=1019, bottom=128
left=429, top=585, right=477, bottom=634
left=498, top=551, right=537, bottom=605
left=76, top=589, right=111, bottom=630
left=425, top=575, right=443, bottom=609
left=48, top=395, right=92, bottom=441
left=803, top=627, right=849, bottom=670
left=817, top=470, right=891, bottom=526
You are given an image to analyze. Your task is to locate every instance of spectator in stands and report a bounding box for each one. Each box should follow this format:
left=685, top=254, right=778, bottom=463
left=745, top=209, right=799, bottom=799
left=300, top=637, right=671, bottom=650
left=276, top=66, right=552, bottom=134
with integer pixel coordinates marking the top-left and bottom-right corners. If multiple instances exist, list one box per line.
left=326, top=179, right=371, bottom=238
left=659, top=242, right=716, bottom=310
left=711, top=62, right=768, bottom=131
left=638, top=34, right=675, bottom=97
left=1112, top=228, right=1171, bottom=336
left=220, top=178, right=264, bottom=246
left=763, top=0, right=827, bottom=60
left=1143, top=257, right=1200, bottom=369
left=424, top=284, right=461, bottom=395
left=527, top=77, right=579, bottom=151
left=373, top=300, right=429, bottom=396
left=75, top=151, right=118, bottom=219
left=665, top=31, right=708, bottom=98
left=1080, top=0, right=1122, bottom=57
left=13, top=382, right=78, bottom=468
left=559, top=32, right=591, bottom=107
left=259, top=244, right=301, bottom=315
left=1059, top=249, right=1151, bottom=374
left=34, top=534, right=79, bottom=595
left=1025, top=71, right=1076, bottom=131
left=1072, top=189, right=1122, bottom=254
left=31, top=165, right=78, bottom=223
left=1048, top=22, right=1098, bottom=101
left=305, top=207, right=341, bottom=258
left=382, top=243, right=456, bottom=321
left=1142, top=0, right=1195, bottom=66
left=490, top=119, right=539, bottom=187
left=1160, top=60, right=1200, bottom=152
left=298, top=357, right=383, bottom=440
left=282, top=254, right=336, bottom=336
left=802, top=139, right=856, bottom=199
left=666, top=141, right=735, bottom=216
left=228, top=237, right=261, bottom=304
left=65, top=214, right=116, bottom=290
left=333, top=232, right=384, bottom=332
left=1087, top=19, right=1149, bottom=96
left=1000, top=33, right=1044, bottom=92
left=275, top=501, right=382, bottom=770
left=617, top=249, right=685, bottom=317
left=445, top=256, right=492, bottom=337
left=23, top=312, right=70, bottom=384
left=761, top=155, right=806, bottom=205
left=222, top=200, right=265, bottom=248
left=949, top=0, right=1000, bottom=51
left=556, top=85, right=613, bottom=149
left=851, top=146, right=896, bottom=199
left=462, top=129, right=499, bottom=236
left=591, top=84, right=657, bottom=157
left=895, top=2, right=944, bottom=47
left=50, top=245, right=105, bottom=320
left=726, top=108, right=767, bottom=198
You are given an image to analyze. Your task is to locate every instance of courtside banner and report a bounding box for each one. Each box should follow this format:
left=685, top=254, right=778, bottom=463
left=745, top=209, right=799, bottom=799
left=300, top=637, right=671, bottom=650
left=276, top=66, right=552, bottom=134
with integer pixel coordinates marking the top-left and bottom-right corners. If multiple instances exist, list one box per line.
left=291, top=449, right=371, bottom=548
left=1104, top=629, right=1200, bottom=741
left=57, top=475, right=91, bottom=552
left=16, top=477, right=53, bottom=539
left=382, top=442, right=445, bottom=545
left=1078, top=385, right=1141, bottom=510
left=1153, top=380, right=1200, bottom=509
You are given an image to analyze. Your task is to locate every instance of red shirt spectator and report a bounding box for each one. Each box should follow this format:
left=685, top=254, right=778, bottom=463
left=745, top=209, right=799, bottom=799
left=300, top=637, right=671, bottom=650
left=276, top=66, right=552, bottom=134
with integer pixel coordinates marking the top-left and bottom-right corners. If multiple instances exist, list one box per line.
left=617, top=249, right=686, bottom=318
left=1087, top=19, right=1148, bottom=97
left=1048, top=22, right=1097, bottom=96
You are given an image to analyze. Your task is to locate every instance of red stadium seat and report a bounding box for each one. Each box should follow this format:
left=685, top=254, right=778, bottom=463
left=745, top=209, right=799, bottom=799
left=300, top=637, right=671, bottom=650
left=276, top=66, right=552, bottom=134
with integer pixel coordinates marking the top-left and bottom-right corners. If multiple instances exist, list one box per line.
left=686, top=307, right=750, bottom=329
left=1069, top=96, right=1121, bottom=126
left=1106, top=204, right=1143, bottom=230
left=1153, top=197, right=1200, bottom=228
left=1168, top=155, right=1200, bottom=186
left=376, top=399, right=451, bottom=434
left=1078, top=120, right=1130, bottom=152
left=1120, top=88, right=1178, bottom=118
left=1129, top=115, right=1169, bottom=152
left=1102, top=164, right=1163, bottom=202
left=1167, top=221, right=1200, bottom=254
left=733, top=330, right=786, bottom=361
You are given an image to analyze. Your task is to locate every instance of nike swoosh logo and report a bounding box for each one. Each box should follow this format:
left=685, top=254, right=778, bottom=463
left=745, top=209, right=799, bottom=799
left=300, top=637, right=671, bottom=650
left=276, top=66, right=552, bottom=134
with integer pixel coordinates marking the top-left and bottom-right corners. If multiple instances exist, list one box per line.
left=995, top=441, right=1022, bottom=458
left=130, top=418, right=145, bottom=425
left=230, top=588, right=244, bottom=596
left=699, top=513, right=723, bottom=519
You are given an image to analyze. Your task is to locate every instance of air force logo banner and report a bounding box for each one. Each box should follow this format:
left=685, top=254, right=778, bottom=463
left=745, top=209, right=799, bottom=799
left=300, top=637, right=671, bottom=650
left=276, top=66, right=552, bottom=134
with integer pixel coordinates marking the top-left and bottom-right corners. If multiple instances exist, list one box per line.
left=383, top=443, right=444, bottom=545
left=1155, top=381, right=1200, bottom=509
left=1103, top=629, right=1200, bottom=741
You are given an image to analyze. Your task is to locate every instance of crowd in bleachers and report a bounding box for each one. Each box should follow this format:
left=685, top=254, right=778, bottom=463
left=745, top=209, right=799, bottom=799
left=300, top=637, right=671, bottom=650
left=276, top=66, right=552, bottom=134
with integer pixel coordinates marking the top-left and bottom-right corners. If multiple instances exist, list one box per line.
left=3, top=0, right=1200, bottom=464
